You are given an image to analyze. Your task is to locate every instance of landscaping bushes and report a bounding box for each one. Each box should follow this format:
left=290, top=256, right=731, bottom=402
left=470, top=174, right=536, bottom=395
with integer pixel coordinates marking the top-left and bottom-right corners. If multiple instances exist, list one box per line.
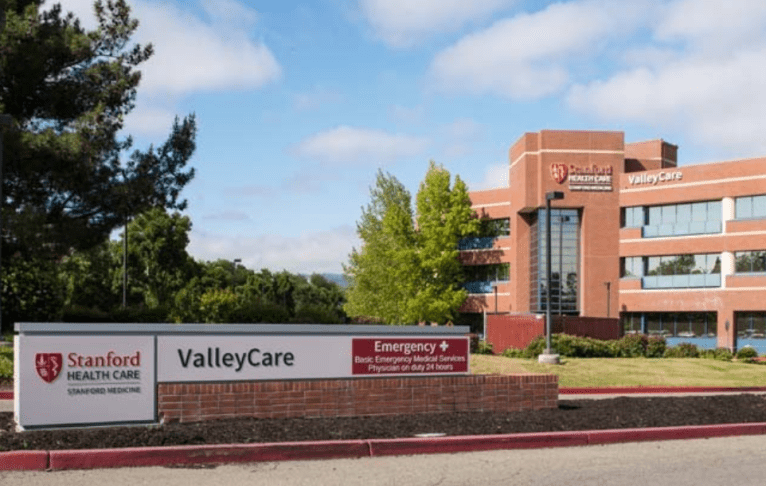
left=499, top=333, right=750, bottom=361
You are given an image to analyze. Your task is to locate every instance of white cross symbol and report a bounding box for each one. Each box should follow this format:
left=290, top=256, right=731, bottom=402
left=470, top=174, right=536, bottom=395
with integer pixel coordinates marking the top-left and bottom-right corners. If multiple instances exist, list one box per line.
left=439, top=340, right=449, bottom=352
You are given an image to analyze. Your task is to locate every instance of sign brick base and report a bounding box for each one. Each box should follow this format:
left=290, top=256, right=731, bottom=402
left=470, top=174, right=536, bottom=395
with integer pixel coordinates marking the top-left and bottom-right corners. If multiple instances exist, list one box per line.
left=157, top=374, right=558, bottom=423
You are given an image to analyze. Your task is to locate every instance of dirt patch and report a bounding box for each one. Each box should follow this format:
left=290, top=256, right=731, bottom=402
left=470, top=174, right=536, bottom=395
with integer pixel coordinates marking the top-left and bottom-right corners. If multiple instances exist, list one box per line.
left=2, top=395, right=766, bottom=452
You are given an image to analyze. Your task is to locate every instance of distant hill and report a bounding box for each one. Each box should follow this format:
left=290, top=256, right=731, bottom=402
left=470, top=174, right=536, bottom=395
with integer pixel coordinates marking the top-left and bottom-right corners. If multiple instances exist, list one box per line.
left=300, top=273, right=348, bottom=288
left=321, top=273, right=348, bottom=288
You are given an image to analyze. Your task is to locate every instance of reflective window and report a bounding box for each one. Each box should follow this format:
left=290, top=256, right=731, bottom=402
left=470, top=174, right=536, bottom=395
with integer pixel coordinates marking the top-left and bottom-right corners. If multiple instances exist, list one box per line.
left=735, top=251, right=766, bottom=273
left=622, top=312, right=717, bottom=338
left=641, top=200, right=721, bottom=237
left=737, top=312, right=766, bottom=339
left=621, top=257, right=643, bottom=277
left=530, top=208, right=579, bottom=314
left=736, top=194, right=766, bottom=219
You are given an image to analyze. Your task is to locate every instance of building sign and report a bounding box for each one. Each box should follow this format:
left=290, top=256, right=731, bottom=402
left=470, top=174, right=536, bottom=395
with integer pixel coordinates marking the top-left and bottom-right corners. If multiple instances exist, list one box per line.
left=628, top=171, right=683, bottom=186
left=157, top=335, right=470, bottom=382
left=15, top=335, right=156, bottom=429
left=551, top=163, right=613, bottom=192
left=352, top=338, right=469, bottom=375
left=15, top=324, right=470, bottom=430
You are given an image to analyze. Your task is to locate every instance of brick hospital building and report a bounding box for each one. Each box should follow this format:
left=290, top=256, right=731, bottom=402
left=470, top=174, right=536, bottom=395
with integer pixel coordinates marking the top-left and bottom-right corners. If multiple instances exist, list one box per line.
left=460, top=130, right=766, bottom=352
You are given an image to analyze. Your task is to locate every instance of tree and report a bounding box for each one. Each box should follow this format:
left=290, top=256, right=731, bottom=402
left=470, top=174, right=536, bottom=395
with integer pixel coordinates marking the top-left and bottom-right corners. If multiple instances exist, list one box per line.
left=344, top=170, right=418, bottom=324
left=407, top=161, right=480, bottom=324
left=0, top=0, right=196, bottom=259
left=344, top=164, right=478, bottom=324
left=114, top=207, right=196, bottom=308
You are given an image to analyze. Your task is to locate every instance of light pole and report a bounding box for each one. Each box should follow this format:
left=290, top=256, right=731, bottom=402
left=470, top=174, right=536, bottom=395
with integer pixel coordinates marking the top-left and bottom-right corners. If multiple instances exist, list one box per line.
left=540, top=191, right=564, bottom=364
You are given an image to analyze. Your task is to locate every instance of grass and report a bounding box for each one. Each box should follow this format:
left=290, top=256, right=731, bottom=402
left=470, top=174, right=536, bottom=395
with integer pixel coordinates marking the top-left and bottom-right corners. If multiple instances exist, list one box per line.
left=471, top=354, right=766, bottom=388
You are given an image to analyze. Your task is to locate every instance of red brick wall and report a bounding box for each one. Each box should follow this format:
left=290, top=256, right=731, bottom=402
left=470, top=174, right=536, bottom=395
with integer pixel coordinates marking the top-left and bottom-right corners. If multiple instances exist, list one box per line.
left=157, top=374, right=558, bottom=424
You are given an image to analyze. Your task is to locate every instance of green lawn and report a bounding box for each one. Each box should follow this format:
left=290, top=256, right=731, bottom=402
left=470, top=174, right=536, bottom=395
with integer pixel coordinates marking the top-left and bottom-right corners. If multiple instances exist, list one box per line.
left=471, top=354, right=766, bottom=388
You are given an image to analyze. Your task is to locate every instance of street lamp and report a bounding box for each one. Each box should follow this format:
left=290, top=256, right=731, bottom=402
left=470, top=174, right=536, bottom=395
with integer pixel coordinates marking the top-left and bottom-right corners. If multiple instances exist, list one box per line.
left=540, top=191, right=564, bottom=364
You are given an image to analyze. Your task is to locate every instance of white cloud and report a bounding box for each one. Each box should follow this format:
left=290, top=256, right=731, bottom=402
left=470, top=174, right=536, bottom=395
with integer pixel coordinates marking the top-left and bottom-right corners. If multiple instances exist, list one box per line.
left=568, top=0, right=766, bottom=155
left=655, top=0, right=766, bottom=53
left=134, top=2, right=280, bottom=96
left=429, top=0, right=651, bottom=99
left=53, top=0, right=281, bottom=136
left=291, top=126, right=429, bottom=166
left=359, top=0, right=516, bottom=47
left=188, top=226, right=359, bottom=274
left=469, top=163, right=509, bottom=190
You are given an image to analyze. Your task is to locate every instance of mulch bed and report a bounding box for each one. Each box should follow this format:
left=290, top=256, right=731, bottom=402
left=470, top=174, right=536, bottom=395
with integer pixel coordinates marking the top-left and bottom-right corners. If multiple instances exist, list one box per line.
left=2, top=394, right=766, bottom=452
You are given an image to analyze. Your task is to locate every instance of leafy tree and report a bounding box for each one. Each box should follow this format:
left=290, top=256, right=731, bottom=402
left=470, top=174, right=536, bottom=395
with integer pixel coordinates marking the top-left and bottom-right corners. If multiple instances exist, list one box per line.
left=344, top=170, right=418, bottom=324
left=344, top=164, right=478, bottom=324
left=0, top=0, right=196, bottom=258
left=1, top=0, right=196, bottom=332
left=114, top=207, right=196, bottom=308
left=58, top=240, right=120, bottom=311
left=407, top=162, right=480, bottom=324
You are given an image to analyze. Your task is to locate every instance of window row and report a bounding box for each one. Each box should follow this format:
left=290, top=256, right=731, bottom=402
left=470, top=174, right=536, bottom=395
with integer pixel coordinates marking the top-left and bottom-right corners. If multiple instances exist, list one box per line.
left=623, top=252, right=766, bottom=277
left=622, top=254, right=721, bottom=278
left=464, top=263, right=510, bottom=284
left=735, top=194, right=766, bottom=220
left=622, top=312, right=717, bottom=339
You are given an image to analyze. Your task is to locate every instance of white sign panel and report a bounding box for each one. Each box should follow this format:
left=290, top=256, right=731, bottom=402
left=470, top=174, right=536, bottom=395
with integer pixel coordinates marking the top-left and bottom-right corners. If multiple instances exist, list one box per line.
left=158, top=335, right=352, bottom=382
left=15, top=335, right=155, bottom=429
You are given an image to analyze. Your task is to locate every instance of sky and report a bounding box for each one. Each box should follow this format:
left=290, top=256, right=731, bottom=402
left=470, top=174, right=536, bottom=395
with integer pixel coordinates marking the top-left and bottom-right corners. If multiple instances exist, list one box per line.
left=53, top=0, right=766, bottom=275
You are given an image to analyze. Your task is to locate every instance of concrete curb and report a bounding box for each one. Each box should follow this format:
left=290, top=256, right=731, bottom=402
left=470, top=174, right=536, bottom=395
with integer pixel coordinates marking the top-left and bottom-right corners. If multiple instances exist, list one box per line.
left=3, top=422, right=766, bottom=471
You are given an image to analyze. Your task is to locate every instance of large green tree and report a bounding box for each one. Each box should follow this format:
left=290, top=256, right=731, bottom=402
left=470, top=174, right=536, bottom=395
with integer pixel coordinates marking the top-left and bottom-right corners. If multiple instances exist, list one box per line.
left=407, top=161, right=479, bottom=323
left=343, top=170, right=418, bottom=324
left=0, top=0, right=196, bottom=258
left=0, top=0, right=196, bottom=332
left=344, top=164, right=478, bottom=325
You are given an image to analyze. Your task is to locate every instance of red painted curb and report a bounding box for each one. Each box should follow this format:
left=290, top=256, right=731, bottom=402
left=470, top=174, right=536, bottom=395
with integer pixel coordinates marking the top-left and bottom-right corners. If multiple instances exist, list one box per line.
left=7, top=422, right=766, bottom=470
left=48, top=440, right=370, bottom=470
left=559, top=386, right=766, bottom=394
left=586, top=423, right=766, bottom=445
left=0, top=391, right=12, bottom=400
left=0, top=451, right=49, bottom=471
left=368, top=431, right=588, bottom=457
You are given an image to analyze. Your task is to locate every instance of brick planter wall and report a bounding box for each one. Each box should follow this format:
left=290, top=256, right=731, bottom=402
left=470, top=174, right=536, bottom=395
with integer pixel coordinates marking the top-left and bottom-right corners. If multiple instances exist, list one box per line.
left=158, top=374, right=558, bottom=424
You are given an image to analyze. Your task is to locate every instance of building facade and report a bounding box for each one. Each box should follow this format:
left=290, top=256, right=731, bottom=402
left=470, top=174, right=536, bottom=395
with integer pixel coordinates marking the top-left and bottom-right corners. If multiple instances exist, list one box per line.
left=460, top=130, right=766, bottom=352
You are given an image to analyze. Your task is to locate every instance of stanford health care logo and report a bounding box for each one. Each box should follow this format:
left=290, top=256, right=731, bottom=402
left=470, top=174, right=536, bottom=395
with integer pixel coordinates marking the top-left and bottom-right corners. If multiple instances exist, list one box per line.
left=550, top=164, right=568, bottom=184
left=35, top=353, right=63, bottom=384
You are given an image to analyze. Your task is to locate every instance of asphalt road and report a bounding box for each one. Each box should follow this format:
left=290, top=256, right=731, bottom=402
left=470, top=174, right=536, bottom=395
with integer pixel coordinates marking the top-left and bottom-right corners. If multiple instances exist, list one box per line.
left=2, top=435, right=766, bottom=486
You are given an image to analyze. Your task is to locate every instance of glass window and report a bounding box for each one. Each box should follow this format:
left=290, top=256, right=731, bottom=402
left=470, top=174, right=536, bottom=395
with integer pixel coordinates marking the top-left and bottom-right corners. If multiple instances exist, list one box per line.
left=676, top=203, right=692, bottom=223
left=735, top=251, right=766, bottom=273
left=735, top=195, right=766, bottom=219
left=661, top=205, right=676, bottom=224
left=754, top=195, right=766, bottom=218
left=707, top=201, right=721, bottom=221
left=691, top=202, right=708, bottom=221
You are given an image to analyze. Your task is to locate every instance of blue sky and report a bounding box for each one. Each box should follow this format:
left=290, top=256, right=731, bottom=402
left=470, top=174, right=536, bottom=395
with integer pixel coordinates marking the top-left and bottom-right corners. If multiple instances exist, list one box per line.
left=55, top=0, right=766, bottom=274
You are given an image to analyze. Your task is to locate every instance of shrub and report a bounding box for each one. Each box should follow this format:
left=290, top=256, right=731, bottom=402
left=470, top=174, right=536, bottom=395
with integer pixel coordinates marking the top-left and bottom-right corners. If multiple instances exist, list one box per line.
left=501, top=348, right=525, bottom=358
left=523, top=335, right=548, bottom=358
left=611, top=334, right=648, bottom=357
left=0, top=354, right=11, bottom=379
left=645, top=336, right=667, bottom=358
left=700, top=348, right=733, bottom=361
left=736, top=346, right=758, bottom=360
left=663, top=342, right=700, bottom=358
left=475, top=341, right=494, bottom=355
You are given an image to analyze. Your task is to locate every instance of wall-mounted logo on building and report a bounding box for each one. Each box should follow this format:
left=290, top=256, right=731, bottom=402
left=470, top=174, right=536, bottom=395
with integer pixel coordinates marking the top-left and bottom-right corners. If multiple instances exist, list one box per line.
left=550, top=164, right=568, bottom=184
left=551, top=164, right=613, bottom=192
left=35, top=353, right=62, bottom=384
